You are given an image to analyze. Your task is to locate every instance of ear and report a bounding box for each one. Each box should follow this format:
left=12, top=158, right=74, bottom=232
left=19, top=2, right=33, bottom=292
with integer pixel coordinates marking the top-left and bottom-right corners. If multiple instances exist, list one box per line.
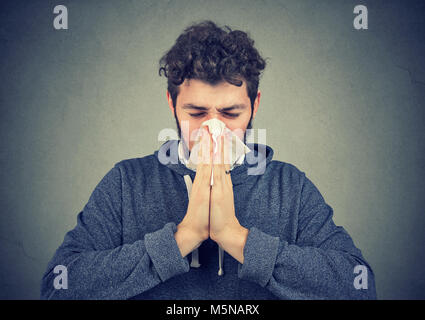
left=166, top=90, right=175, bottom=114
left=252, top=90, right=261, bottom=119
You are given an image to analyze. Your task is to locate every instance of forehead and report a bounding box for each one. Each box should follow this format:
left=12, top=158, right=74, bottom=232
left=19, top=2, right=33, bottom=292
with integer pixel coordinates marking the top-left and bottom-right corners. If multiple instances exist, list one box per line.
left=177, top=78, right=249, bottom=106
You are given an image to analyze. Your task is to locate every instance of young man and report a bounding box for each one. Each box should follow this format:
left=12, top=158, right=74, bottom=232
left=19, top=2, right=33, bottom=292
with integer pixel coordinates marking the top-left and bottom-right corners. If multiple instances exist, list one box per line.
left=41, top=20, right=377, bottom=299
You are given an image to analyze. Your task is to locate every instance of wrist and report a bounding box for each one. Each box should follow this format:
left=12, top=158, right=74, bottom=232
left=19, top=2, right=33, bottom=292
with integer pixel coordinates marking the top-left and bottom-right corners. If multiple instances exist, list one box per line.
left=175, top=225, right=204, bottom=258
left=176, top=223, right=208, bottom=244
left=211, top=223, right=247, bottom=246
left=212, top=224, right=249, bottom=264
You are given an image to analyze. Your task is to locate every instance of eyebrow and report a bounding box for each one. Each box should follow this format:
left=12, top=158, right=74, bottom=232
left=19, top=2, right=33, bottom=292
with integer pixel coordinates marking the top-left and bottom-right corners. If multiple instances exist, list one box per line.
left=182, top=103, right=247, bottom=112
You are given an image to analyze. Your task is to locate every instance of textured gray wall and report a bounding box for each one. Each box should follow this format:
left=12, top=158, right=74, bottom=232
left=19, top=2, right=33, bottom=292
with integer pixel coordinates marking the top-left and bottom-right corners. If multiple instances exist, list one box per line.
left=1, top=0, right=424, bottom=299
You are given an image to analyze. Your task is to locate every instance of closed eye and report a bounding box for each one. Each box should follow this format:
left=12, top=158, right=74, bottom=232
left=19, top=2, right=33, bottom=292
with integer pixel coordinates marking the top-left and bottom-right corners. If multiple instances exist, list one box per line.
left=189, top=112, right=240, bottom=118
left=223, top=113, right=240, bottom=118
left=189, top=113, right=206, bottom=118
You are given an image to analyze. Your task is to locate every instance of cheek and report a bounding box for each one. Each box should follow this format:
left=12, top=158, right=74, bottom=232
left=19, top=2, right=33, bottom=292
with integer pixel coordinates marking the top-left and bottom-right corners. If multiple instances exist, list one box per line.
left=225, top=117, right=249, bottom=141
left=185, top=125, right=203, bottom=151
left=233, top=129, right=245, bottom=141
left=178, top=114, right=199, bottom=146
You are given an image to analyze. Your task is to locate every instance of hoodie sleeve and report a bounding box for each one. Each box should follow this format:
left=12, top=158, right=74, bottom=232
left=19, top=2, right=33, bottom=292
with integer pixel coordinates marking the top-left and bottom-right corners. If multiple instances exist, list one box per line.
left=237, top=172, right=377, bottom=300
left=40, top=164, right=190, bottom=300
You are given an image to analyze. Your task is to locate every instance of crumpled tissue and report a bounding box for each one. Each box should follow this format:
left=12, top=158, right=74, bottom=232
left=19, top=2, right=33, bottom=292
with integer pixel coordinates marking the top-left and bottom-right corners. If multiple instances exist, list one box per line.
left=185, top=118, right=251, bottom=185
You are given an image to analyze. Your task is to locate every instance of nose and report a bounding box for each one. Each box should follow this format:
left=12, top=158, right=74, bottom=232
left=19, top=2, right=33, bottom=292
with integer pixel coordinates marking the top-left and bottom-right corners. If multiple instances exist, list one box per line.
left=205, top=112, right=217, bottom=121
left=205, top=110, right=225, bottom=122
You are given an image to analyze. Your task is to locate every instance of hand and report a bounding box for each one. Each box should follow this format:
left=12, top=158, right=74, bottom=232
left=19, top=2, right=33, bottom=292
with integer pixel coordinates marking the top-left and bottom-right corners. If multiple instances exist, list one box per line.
left=209, top=133, right=242, bottom=242
left=208, top=133, right=249, bottom=264
left=177, top=127, right=213, bottom=246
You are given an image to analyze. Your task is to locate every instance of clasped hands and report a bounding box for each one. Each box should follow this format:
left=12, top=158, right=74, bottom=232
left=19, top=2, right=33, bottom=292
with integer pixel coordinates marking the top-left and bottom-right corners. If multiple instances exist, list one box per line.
left=176, top=126, right=249, bottom=263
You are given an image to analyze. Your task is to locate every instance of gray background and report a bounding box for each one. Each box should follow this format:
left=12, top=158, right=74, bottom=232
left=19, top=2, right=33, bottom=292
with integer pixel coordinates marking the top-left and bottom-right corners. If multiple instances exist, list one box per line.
left=1, top=0, right=424, bottom=299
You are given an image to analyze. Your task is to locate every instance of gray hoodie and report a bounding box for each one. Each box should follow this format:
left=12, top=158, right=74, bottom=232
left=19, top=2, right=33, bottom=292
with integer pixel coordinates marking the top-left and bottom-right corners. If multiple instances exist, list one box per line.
left=40, top=139, right=377, bottom=299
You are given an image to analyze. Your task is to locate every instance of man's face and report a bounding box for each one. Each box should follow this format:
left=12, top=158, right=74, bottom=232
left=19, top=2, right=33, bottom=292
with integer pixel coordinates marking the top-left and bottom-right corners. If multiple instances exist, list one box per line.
left=167, top=78, right=260, bottom=151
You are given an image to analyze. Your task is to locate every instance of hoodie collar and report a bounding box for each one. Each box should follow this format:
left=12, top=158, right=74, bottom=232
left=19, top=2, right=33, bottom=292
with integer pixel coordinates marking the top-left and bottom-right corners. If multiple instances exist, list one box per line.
left=154, top=139, right=274, bottom=186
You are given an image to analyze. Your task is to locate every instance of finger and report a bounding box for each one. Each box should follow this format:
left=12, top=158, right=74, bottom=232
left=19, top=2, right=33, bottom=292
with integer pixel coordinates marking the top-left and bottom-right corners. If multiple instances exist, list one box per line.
left=197, top=128, right=203, bottom=160
left=195, top=128, right=205, bottom=168
left=223, top=133, right=230, bottom=173
left=212, top=134, right=224, bottom=186
left=200, top=127, right=207, bottom=164
left=197, top=127, right=204, bottom=157
left=220, top=134, right=231, bottom=185
left=193, top=129, right=204, bottom=183
left=212, top=132, right=224, bottom=165
left=208, top=127, right=213, bottom=164
left=219, top=134, right=228, bottom=184
left=202, top=127, right=213, bottom=182
left=194, top=128, right=210, bottom=186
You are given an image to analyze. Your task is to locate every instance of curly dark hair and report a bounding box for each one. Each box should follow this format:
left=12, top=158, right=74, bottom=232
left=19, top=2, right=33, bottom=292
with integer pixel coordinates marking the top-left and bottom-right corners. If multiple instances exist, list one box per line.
left=158, top=20, right=269, bottom=114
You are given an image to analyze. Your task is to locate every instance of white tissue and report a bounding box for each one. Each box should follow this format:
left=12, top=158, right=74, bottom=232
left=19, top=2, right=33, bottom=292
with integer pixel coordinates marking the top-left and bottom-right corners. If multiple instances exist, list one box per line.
left=186, top=119, right=251, bottom=185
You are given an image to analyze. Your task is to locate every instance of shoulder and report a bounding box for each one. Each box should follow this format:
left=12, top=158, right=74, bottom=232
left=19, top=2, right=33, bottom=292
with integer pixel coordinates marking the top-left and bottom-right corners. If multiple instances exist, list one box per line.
left=266, top=159, right=308, bottom=184
left=269, top=160, right=323, bottom=194
left=114, top=154, right=157, bottom=172
left=108, top=154, right=159, bottom=184
left=267, top=160, right=328, bottom=215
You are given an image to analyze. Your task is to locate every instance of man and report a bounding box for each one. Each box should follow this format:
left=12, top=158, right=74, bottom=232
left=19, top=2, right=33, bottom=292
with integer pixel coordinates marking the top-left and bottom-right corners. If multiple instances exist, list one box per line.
left=41, top=20, right=377, bottom=299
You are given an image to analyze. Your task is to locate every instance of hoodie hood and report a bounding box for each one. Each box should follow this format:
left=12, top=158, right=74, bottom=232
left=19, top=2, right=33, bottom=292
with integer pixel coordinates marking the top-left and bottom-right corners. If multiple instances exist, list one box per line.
left=154, top=139, right=274, bottom=186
